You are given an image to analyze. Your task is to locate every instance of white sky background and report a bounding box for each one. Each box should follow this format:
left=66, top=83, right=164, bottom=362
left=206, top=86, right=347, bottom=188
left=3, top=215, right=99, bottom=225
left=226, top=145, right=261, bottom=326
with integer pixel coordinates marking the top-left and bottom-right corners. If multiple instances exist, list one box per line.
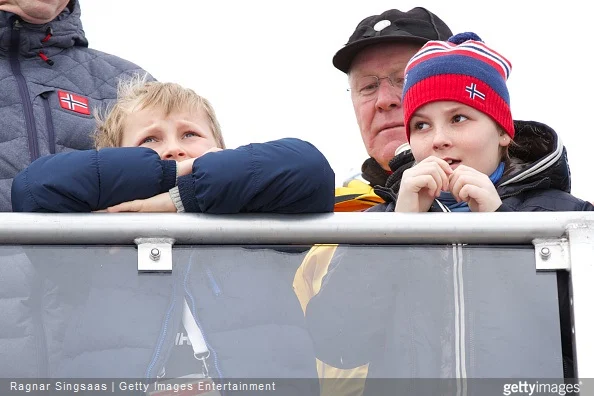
left=79, top=0, right=594, bottom=200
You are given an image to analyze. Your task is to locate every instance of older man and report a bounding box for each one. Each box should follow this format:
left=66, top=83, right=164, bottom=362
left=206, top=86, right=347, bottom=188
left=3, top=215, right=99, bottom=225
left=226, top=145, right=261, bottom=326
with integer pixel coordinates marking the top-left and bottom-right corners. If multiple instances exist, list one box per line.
left=293, top=8, right=453, bottom=396
left=333, top=8, right=452, bottom=211
left=0, top=0, right=150, bottom=211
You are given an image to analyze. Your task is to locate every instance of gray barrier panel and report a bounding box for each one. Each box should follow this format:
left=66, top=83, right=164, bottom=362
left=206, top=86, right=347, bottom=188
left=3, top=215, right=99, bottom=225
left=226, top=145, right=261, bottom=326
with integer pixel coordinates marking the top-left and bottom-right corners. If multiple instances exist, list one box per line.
left=305, top=245, right=564, bottom=386
left=0, top=244, right=565, bottom=396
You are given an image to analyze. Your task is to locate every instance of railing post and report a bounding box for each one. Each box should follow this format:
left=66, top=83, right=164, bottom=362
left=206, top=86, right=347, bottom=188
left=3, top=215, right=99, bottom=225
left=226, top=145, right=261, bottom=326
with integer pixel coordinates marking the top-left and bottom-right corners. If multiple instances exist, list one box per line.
left=566, top=223, right=594, bottom=382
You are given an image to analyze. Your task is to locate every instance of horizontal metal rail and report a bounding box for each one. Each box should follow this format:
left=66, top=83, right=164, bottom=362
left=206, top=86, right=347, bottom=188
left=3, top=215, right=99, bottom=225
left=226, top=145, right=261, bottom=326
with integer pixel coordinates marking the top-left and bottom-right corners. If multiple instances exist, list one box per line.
left=0, top=212, right=593, bottom=244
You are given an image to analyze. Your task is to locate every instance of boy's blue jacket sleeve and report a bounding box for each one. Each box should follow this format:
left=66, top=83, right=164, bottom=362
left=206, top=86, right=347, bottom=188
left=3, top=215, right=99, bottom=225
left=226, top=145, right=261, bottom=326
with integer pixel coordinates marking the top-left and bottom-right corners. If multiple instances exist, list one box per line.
left=176, top=138, right=335, bottom=213
left=11, top=148, right=177, bottom=212
left=12, top=138, right=334, bottom=214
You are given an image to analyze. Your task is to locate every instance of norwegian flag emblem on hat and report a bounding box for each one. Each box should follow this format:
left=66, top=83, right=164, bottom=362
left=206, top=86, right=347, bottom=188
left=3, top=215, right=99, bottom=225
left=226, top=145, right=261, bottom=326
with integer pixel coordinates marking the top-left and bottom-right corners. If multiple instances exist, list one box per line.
left=58, top=90, right=90, bottom=115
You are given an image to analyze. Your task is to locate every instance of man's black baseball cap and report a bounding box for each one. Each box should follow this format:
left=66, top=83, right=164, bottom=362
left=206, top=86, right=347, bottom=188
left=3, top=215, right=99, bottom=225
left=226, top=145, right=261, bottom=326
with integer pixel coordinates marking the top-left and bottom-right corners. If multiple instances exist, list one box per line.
left=333, top=7, right=453, bottom=73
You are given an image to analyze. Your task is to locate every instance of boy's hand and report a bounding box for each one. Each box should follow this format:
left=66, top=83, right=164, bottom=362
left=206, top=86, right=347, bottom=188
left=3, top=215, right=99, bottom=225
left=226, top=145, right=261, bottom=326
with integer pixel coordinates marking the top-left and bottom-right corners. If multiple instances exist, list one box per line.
left=177, top=147, right=223, bottom=177
left=105, top=192, right=176, bottom=213
left=395, top=156, right=453, bottom=213
left=176, top=158, right=196, bottom=177
left=448, top=165, right=501, bottom=212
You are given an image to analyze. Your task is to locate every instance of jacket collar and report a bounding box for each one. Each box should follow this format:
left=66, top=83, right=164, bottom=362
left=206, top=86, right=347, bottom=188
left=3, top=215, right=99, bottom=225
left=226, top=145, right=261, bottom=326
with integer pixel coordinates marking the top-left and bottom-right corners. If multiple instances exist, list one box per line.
left=361, top=157, right=390, bottom=187
left=0, top=0, right=87, bottom=58
left=497, top=120, right=569, bottom=196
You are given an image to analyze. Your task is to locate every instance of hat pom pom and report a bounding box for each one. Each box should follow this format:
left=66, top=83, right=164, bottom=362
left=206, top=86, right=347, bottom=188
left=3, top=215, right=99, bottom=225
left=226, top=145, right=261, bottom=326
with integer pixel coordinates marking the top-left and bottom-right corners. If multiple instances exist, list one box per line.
left=448, top=32, right=483, bottom=44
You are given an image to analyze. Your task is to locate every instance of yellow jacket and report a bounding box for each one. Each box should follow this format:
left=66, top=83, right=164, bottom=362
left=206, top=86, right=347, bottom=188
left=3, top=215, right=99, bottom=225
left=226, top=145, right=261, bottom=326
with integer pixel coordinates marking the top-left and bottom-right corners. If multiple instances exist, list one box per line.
left=334, top=180, right=383, bottom=212
left=294, top=244, right=368, bottom=396
left=292, top=174, right=383, bottom=395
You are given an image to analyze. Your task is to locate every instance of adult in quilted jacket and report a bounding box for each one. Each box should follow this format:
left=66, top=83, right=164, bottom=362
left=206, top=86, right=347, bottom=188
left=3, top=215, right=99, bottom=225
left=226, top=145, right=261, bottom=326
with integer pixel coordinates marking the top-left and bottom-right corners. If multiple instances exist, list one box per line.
left=0, top=0, right=151, bottom=211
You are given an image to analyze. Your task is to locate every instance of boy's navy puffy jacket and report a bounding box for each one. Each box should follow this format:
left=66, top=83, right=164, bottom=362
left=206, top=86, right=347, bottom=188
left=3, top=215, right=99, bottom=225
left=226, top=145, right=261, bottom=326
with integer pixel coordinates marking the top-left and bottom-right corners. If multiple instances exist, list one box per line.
left=11, top=138, right=335, bottom=213
left=5, top=138, right=332, bottom=394
left=0, top=0, right=150, bottom=211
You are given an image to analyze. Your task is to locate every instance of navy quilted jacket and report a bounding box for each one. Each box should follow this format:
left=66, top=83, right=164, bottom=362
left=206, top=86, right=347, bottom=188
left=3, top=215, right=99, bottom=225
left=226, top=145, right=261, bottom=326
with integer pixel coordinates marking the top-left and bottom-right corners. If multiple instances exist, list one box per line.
left=0, top=0, right=150, bottom=211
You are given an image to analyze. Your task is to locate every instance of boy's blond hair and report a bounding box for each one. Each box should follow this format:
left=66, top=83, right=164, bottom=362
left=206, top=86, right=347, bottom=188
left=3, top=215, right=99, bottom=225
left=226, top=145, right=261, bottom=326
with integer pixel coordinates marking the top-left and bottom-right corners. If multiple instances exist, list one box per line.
left=94, top=75, right=225, bottom=149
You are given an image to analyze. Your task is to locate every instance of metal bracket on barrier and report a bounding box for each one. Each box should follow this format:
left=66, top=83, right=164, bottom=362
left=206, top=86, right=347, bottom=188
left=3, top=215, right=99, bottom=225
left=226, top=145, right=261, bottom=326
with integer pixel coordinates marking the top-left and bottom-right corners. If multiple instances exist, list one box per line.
left=135, top=237, right=175, bottom=272
left=532, top=238, right=570, bottom=271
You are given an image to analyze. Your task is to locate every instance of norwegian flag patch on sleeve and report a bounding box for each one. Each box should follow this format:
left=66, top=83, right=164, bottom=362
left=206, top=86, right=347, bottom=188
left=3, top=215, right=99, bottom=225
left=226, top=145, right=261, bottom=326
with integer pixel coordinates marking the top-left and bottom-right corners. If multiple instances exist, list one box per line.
left=58, top=90, right=90, bottom=115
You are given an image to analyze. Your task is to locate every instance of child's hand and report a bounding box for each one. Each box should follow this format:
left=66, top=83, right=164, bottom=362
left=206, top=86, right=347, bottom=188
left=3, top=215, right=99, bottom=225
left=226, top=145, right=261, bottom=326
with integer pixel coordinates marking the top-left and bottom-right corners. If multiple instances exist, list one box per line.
left=395, top=156, right=453, bottom=213
left=449, top=165, right=501, bottom=212
left=105, top=192, right=176, bottom=213
left=176, top=147, right=223, bottom=177
left=177, top=157, right=196, bottom=177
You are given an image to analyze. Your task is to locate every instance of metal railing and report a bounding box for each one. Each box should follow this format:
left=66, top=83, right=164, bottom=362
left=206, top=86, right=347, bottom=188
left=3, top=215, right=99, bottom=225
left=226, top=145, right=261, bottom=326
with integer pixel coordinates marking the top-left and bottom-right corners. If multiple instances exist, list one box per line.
left=1, top=211, right=593, bottom=383
left=1, top=211, right=593, bottom=244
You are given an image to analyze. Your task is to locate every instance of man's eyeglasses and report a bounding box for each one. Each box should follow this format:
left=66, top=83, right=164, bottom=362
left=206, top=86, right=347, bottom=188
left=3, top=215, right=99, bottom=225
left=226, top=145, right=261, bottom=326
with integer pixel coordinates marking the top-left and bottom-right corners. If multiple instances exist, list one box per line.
left=348, top=72, right=404, bottom=99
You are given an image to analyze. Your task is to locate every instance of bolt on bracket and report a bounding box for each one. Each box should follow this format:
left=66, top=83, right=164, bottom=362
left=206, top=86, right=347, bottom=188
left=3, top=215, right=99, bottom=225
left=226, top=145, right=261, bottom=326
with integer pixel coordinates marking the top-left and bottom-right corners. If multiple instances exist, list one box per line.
left=135, top=237, right=175, bottom=272
left=532, top=238, right=570, bottom=271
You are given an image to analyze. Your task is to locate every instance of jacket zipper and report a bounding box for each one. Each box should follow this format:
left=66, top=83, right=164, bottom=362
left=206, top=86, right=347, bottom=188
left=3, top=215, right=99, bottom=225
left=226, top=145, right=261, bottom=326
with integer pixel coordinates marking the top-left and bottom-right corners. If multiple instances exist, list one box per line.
left=9, top=18, right=40, bottom=162
left=145, top=283, right=178, bottom=379
left=40, top=93, right=56, bottom=154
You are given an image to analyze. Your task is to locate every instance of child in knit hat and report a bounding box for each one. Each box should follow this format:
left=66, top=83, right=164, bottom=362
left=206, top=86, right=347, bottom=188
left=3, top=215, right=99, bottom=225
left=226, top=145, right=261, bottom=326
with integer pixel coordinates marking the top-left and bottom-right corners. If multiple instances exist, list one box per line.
left=390, top=32, right=592, bottom=214
left=387, top=35, right=593, bottom=375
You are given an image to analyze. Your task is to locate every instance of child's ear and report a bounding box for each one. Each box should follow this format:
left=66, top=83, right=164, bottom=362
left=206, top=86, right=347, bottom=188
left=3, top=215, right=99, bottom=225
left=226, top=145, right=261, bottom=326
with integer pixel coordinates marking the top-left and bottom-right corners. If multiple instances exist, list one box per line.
left=498, top=131, right=511, bottom=147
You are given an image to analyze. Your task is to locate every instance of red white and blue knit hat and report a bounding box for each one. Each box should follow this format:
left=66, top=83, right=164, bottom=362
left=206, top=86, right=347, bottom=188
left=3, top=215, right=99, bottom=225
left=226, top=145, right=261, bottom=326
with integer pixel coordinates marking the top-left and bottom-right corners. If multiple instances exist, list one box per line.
left=402, top=32, right=514, bottom=141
